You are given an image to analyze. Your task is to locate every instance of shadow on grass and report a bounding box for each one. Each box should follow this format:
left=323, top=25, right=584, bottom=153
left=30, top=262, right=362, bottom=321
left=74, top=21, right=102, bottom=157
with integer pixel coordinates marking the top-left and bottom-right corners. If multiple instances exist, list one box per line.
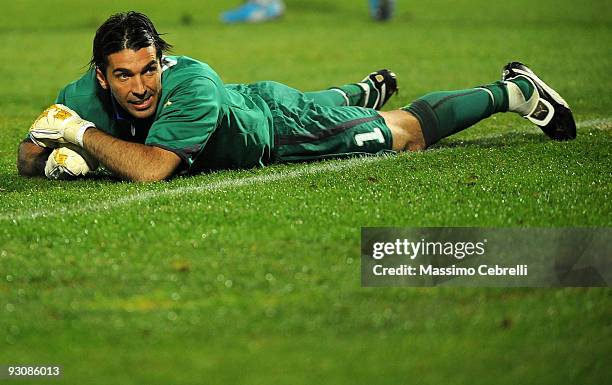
left=0, top=172, right=121, bottom=193
left=0, top=132, right=559, bottom=193
left=436, top=132, right=549, bottom=150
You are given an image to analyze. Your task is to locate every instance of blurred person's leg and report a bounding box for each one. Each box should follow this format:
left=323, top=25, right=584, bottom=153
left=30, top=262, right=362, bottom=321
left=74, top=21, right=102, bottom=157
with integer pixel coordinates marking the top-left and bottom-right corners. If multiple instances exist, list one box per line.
left=369, top=0, right=395, bottom=21
left=221, top=0, right=285, bottom=23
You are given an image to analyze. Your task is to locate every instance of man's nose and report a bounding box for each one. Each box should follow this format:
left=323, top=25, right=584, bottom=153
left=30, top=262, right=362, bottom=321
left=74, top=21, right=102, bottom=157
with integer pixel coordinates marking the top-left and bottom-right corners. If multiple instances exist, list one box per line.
left=131, top=75, right=146, bottom=97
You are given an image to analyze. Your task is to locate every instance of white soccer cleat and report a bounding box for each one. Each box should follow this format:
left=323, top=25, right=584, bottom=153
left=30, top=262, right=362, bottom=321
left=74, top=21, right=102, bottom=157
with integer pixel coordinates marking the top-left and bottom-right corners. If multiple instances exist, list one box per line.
left=503, top=61, right=576, bottom=140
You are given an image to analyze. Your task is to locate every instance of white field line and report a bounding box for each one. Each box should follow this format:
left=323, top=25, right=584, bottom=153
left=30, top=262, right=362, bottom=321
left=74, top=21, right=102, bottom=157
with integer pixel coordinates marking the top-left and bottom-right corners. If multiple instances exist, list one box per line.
left=576, top=118, right=612, bottom=129
left=1, top=118, right=609, bottom=223
left=462, top=117, right=611, bottom=142
left=0, top=156, right=387, bottom=222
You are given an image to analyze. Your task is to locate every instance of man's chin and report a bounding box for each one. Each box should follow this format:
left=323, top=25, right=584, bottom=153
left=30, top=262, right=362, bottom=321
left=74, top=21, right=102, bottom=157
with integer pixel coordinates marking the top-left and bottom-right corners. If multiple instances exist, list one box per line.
left=128, top=105, right=156, bottom=119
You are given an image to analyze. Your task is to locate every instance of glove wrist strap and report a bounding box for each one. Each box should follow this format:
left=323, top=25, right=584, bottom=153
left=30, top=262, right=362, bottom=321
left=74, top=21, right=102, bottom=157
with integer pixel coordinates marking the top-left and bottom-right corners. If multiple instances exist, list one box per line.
left=76, top=124, right=93, bottom=147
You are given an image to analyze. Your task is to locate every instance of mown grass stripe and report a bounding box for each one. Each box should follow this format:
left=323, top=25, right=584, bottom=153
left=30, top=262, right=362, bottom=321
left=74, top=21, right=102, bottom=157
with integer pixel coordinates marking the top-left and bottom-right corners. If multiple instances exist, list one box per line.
left=1, top=155, right=387, bottom=222
left=1, top=118, right=609, bottom=222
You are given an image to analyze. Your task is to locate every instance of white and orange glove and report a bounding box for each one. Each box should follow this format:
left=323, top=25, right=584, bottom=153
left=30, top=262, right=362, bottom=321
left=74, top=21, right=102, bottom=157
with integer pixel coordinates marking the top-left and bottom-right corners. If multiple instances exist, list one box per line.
left=29, top=104, right=95, bottom=148
left=44, top=146, right=99, bottom=180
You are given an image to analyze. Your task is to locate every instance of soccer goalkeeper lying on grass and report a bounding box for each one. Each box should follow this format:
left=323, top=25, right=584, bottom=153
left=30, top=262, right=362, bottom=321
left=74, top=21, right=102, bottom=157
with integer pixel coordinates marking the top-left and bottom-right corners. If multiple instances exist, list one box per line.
left=18, top=11, right=576, bottom=182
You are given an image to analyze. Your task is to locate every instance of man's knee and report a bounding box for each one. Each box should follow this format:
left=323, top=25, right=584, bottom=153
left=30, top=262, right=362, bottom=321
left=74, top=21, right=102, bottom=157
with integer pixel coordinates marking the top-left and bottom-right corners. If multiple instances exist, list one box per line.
left=380, top=110, right=426, bottom=152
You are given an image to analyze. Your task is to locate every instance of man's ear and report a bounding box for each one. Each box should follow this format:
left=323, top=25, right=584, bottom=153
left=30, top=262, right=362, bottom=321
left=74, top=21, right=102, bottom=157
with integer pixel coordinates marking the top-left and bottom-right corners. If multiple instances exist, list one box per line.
left=95, top=68, right=109, bottom=90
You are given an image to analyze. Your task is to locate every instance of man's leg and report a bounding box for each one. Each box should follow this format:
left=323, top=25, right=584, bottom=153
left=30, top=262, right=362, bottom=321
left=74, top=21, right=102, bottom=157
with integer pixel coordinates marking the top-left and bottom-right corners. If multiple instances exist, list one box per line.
left=247, top=80, right=396, bottom=163
left=379, top=110, right=426, bottom=151
left=380, top=79, right=517, bottom=151
left=304, top=69, right=398, bottom=109
left=271, top=61, right=575, bottom=163
left=273, top=104, right=395, bottom=163
left=303, top=87, right=361, bottom=108
left=382, top=62, right=576, bottom=151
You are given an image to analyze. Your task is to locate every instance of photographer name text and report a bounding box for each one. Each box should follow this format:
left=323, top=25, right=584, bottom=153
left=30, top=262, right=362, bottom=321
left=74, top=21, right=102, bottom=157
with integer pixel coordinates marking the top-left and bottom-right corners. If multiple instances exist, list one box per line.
left=372, top=264, right=528, bottom=277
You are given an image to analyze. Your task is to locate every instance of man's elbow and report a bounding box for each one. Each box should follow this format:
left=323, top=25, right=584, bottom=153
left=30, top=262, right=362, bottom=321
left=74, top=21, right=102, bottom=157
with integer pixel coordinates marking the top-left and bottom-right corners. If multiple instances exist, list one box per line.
left=16, top=160, right=31, bottom=177
left=132, top=168, right=175, bottom=183
left=17, top=141, right=48, bottom=177
left=132, top=174, right=166, bottom=183
left=131, top=148, right=182, bottom=182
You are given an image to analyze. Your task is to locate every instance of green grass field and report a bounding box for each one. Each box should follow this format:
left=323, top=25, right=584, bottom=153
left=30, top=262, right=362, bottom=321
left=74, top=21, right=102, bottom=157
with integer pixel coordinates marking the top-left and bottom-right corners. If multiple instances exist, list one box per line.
left=1, top=0, right=611, bottom=384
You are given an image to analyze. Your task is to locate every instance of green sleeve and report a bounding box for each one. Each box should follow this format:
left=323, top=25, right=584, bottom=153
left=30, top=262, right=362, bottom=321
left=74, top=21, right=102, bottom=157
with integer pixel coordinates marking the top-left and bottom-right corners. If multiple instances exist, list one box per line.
left=55, top=87, right=66, bottom=104
left=146, top=76, right=221, bottom=167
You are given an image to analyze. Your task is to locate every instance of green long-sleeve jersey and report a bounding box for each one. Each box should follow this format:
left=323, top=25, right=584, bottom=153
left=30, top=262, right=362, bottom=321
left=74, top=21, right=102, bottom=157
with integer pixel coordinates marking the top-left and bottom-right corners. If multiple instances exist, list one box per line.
left=55, top=56, right=274, bottom=173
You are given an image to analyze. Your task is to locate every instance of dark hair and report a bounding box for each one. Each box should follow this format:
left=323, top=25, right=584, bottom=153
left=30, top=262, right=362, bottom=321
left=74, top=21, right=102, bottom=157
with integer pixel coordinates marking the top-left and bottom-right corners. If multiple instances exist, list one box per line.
left=90, top=11, right=173, bottom=74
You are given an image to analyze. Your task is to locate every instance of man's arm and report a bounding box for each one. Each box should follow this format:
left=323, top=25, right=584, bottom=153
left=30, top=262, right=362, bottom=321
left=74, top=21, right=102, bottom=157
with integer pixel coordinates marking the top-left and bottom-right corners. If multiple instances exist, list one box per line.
left=17, top=140, right=52, bottom=177
left=82, top=128, right=181, bottom=182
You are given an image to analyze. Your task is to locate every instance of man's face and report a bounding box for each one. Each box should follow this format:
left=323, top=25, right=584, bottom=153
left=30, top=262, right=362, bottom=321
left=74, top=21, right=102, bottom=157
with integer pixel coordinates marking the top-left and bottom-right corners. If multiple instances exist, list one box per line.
left=96, top=46, right=162, bottom=119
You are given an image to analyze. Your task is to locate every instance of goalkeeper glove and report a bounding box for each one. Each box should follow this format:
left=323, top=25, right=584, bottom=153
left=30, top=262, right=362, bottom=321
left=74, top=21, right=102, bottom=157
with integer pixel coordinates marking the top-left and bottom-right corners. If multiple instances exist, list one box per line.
left=44, top=146, right=99, bottom=180
left=29, top=104, right=94, bottom=148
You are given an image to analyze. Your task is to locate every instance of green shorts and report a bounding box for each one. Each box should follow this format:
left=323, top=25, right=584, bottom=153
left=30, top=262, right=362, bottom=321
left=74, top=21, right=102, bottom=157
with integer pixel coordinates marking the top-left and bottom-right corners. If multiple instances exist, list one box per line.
left=248, top=81, right=395, bottom=163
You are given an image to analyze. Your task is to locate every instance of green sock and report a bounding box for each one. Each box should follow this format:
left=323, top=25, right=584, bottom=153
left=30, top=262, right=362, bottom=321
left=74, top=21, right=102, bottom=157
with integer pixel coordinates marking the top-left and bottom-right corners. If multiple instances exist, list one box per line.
left=508, top=76, right=534, bottom=100
left=403, top=81, right=511, bottom=146
left=338, top=84, right=366, bottom=105
left=505, top=76, right=537, bottom=115
left=305, top=85, right=363, bottom=107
